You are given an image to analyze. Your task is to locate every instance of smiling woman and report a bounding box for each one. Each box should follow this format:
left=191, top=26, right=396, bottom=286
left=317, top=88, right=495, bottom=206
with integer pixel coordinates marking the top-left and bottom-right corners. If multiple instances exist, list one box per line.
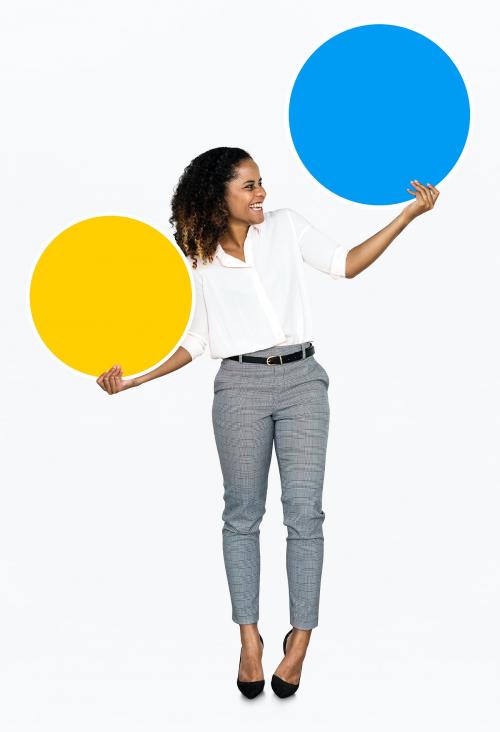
left=162, top=146, right=350, bottom=699
left=98, top=146, right=350, bottom=700
left=96, top=143, right=440, bottom=700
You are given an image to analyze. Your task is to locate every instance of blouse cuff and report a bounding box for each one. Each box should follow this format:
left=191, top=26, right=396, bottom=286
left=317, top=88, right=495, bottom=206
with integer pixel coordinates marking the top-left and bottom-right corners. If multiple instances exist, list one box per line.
left=330, top=246, right=349, bottom=279
left=180, top=333, right=207, bottom=360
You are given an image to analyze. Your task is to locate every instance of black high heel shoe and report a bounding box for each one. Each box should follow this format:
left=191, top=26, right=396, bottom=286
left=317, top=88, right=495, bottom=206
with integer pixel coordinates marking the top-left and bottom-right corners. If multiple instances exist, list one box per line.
left=271, top=629, right=301, bottom=698
left=237, top=633, right=265, bottom=699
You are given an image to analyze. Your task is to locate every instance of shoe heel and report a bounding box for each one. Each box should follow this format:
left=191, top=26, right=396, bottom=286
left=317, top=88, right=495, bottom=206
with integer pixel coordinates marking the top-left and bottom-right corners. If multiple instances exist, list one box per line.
left=271, top=629, right=300, bottom=698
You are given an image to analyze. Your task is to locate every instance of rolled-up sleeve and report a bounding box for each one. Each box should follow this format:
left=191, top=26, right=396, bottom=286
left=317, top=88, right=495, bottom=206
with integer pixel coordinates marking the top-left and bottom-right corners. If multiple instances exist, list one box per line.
left=286, top=208, right=349, bottom=279
left=179, top=269, right=209, bottom=360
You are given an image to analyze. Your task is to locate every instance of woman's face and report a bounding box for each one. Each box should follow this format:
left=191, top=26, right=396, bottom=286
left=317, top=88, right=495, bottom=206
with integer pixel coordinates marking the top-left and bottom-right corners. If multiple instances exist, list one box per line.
left=224, top=158, right=266, bottom=227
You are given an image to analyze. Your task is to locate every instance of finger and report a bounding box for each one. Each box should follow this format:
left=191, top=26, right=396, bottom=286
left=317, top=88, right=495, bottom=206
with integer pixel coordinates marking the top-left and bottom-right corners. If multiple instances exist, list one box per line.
left=409, top=180, right=425, bottom=202
left=415, top=180, right=434, bottom=206
left=114, top=365, right=122, bottom=391
left=113, top=365, right=122, bottom=390
left=412, top=180, right=432, bottom=207
left=410, top=181, right=425, bottom=202
left=103, top=366, right=115, bottom=381
left=426, top=183, right=439, bottom=198
left=421, top=182, right=437, bottom=201
left=411, top=179, right=426, bottom=195
left=111, top=366, right=119, bottom=393
left=97, top=376, right=108, bottom=392
left=103, top=373, right=112, bottom=394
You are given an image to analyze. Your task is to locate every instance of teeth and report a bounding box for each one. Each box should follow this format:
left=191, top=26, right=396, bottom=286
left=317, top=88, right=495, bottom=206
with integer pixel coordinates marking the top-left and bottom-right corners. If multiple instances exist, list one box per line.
left=250, top=204, right=262, bottom=208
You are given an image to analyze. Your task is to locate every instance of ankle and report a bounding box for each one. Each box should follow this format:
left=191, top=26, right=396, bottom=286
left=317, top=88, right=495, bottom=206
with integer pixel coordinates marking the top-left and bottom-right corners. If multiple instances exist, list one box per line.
left=239, top=623, right=261, bottom=646
left=286, top=629, right=311, bottom=654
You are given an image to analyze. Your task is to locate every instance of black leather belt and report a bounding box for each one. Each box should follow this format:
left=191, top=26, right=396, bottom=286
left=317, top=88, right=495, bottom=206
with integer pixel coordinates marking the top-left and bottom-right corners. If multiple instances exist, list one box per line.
left=227, top=343, right=315, bottom=365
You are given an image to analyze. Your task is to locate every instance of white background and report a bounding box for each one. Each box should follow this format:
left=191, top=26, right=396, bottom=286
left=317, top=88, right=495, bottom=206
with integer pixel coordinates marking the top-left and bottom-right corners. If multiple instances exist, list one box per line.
left=1, top=1, right=499, bottom=730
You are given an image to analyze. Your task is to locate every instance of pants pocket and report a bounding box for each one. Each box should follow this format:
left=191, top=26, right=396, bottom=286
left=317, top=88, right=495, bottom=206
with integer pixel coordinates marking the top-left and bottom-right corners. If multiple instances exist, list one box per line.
left=313, top=359, right=330, bottom=388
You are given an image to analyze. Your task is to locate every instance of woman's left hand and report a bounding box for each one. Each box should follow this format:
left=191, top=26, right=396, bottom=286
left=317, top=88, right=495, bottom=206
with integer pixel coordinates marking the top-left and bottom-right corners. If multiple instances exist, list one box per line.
left=403, top=180, right=440, bottom=222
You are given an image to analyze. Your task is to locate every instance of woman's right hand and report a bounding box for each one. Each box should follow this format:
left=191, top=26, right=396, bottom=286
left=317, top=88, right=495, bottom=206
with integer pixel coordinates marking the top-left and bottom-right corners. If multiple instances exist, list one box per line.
left=96, top=364, right=137, bottom=395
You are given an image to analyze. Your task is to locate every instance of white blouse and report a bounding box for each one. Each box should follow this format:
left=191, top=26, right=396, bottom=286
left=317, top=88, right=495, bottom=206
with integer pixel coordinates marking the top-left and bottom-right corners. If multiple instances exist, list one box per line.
left=179, top=207, right=349, bottom=360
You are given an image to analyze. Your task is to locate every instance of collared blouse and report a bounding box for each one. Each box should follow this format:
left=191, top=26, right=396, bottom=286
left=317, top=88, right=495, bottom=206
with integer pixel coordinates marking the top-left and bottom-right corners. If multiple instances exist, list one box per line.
left=179, top=207, right=349, bottom=360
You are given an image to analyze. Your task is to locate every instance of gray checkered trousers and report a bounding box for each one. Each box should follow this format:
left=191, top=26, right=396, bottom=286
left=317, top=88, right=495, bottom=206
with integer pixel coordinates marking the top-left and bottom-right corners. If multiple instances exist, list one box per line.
left=212, top=340, right=331, bottom=630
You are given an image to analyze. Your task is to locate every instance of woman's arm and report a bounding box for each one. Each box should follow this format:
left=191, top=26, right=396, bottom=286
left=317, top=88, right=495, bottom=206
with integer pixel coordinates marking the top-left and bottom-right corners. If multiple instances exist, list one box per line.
left=345, top=210, right=411, bottom=279
left=133, top=346, right=193, bottom=386
left=346, top=180, right=440, bottom=279
left=96, top=346, right=193, bottom=395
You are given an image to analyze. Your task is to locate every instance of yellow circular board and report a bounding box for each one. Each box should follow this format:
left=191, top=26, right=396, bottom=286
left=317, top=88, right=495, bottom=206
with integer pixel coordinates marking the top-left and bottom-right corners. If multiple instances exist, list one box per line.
left=29, top=216, right=193, bottom=377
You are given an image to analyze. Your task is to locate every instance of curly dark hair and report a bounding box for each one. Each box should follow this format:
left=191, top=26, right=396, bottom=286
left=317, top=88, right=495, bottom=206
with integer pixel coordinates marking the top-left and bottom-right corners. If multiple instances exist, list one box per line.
left=169, top=146, right=252, bottom=269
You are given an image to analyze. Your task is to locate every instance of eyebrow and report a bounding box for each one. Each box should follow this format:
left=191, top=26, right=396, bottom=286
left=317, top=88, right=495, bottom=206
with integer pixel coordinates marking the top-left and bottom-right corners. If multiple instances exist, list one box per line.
left=243, top=177, right=262, bottom=184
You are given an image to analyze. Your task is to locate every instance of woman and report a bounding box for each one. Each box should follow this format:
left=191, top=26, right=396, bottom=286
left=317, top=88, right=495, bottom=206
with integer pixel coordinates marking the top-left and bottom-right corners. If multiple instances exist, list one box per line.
left=96, top=147, right=439, bottom=699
